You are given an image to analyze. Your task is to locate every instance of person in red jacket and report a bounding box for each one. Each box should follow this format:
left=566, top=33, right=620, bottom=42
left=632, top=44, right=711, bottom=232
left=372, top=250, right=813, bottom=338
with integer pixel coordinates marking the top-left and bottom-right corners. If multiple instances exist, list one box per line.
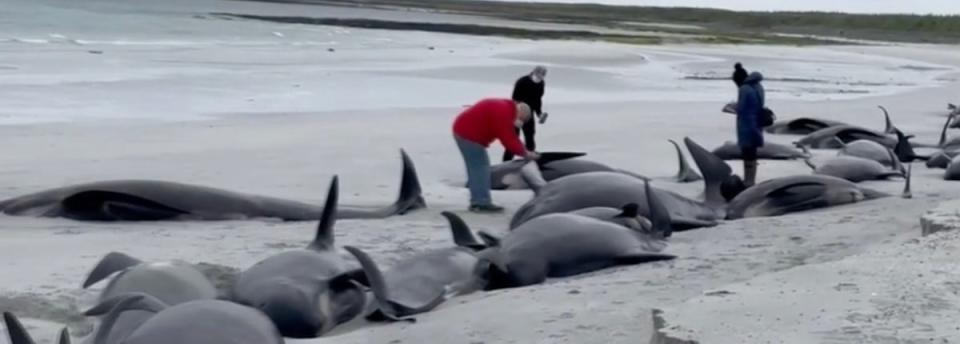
left=453, top=98, right=540, bottom=213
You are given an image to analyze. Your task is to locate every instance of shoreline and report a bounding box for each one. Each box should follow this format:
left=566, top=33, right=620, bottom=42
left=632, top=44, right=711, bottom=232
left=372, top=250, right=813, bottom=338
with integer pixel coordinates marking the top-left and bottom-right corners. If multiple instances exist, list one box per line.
left=230, top=0, right=960, bottom=45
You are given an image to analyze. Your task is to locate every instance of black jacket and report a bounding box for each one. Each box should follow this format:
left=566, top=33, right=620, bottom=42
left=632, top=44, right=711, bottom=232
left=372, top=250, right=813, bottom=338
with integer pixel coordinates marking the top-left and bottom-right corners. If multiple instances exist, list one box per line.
left=512, top=75, right=545, bottom=115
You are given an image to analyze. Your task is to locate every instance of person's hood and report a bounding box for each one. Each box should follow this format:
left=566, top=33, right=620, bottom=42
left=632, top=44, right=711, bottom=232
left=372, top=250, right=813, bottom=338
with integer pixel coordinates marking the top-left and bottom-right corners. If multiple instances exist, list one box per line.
left=744, top=71, right=763, bottom=84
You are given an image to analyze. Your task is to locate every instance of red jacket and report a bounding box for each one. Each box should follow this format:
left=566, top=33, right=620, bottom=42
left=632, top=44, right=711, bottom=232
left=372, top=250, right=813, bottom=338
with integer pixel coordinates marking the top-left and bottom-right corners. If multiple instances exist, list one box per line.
left=452, top=98, right=527, bottom=157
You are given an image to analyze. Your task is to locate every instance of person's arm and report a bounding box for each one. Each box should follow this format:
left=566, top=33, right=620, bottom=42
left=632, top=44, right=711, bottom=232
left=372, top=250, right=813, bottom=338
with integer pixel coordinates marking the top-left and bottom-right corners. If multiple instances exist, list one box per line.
left=511, top=77, right=526, bottom=102
left=496, top=118, right=529, bottom=157
left=738, top=87, right=760, bottom=125
left=736, top=86, right=749, bottom=117
left=531, top=82, right=544, bottom=115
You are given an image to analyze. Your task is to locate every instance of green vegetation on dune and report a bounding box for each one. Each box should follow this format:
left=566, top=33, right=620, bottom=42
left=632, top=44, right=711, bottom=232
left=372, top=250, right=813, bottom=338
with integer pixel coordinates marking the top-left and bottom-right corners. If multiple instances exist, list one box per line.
left=215, top=13, right=664, bottom=44
left=226, top=0, right=960, bottom=45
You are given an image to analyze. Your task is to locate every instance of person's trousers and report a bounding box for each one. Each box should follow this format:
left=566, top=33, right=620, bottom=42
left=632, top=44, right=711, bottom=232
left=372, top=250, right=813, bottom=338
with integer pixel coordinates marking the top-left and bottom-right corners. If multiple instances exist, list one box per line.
left=741, top=145, right=758, bottom=186
left=502, top=119, right=536, bottom=161
left=455, top=135, right=492, bottom=206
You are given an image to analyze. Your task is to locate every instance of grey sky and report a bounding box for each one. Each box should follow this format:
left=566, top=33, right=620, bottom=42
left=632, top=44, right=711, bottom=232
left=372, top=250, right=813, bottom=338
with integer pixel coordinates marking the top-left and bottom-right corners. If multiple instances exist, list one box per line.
left=495, top=0, right=960, bottom=15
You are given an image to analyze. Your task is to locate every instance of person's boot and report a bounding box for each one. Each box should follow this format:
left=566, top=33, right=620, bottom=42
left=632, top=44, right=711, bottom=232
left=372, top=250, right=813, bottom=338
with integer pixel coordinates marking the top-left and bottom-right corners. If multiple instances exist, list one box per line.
left=469, top=204, right=505, bottom=213
left=743, top=160, right=758, bottom=187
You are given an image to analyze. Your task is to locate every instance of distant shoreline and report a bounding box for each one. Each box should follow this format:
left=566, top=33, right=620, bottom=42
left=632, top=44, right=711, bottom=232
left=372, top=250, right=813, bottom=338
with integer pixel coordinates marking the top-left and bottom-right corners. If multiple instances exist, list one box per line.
left=227, top=0, right=960, bottom=45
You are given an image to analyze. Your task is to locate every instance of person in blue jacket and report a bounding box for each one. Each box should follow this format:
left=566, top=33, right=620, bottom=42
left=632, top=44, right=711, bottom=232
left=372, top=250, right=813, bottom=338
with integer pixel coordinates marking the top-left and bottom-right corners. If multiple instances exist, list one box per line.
left=736, top=71, right=765, bottom=187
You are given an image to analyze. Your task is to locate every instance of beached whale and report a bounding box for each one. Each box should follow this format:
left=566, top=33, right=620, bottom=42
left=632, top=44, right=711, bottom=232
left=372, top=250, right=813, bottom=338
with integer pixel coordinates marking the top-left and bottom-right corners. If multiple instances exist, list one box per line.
left=478, top=180, right=674, bottom=290
left=509, top=138, right=732, bottom=231
left=836, top=139, right=903, bottom=171
left=0, top=149, right=425, bottom=222
left=511, top=137, right=903, bottom=227
left=711, top=141, right=809, bottom=160
left=803, top=156, right=903, bottom=183
left=795, top=125, right=897, bottom=149
left=486, top=152, right=648, bottom=190
left=765, top=117, right=848, bottom=135
left=725, top=171, right=908, bottom=219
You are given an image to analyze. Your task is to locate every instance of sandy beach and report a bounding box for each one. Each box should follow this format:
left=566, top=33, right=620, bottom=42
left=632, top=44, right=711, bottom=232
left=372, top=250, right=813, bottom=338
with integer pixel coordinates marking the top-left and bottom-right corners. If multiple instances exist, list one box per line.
left=3, top=0, right=960, bottom=343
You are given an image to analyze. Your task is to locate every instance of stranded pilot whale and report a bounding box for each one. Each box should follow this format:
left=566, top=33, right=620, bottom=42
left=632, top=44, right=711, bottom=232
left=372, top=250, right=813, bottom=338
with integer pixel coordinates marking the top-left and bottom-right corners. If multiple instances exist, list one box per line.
left=0, top=149, right=425, bottom=222
left=480, top=179, right=675, bottom=290
left=509, top=137, right=732, bottom=231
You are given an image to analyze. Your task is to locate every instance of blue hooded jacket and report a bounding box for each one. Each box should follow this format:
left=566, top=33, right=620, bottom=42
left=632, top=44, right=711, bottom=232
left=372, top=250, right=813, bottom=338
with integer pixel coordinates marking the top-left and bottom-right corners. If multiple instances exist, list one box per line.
left=736, top=71, right=765, bottom=148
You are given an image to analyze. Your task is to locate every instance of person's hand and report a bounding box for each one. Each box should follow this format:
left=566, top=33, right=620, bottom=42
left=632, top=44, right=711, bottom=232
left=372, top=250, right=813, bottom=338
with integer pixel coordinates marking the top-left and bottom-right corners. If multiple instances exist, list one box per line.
left=539, top=112, right=549, bottom=124
left=525, top=151, right=541, bottom=160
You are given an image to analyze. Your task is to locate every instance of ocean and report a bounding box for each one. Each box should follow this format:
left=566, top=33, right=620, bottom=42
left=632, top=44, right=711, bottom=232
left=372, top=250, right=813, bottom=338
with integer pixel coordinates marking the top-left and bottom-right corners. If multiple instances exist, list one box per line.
left=494, top=0, right=960, bottom=15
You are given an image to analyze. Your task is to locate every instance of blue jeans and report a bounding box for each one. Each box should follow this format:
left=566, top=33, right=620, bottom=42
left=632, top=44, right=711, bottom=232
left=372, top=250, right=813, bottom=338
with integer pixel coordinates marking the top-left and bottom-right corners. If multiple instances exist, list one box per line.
left=454, top=135, right=492, bottom=206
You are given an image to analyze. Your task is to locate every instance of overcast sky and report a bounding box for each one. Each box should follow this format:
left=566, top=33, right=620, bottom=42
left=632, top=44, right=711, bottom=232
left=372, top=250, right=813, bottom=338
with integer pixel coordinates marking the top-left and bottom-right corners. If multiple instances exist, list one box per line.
left=495, top=0, right=960, bottom=15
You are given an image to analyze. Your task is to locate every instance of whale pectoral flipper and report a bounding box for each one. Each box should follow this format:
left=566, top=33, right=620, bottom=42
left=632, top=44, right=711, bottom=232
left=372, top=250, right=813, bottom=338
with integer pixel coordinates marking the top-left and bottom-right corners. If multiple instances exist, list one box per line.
left=82, top=252, right=143, bottom=288
left=83, top=292, right=168, bottom=317
left=476, top=231, right=502, bottom=247
left=764, top=182, right=832, bottom=213
left=534, top=152, right=587, bottom=166
left=615, top=251, right=677, bottom=265
left=368, top=289, right=448, bottom=322
left=103, top=201, right=189, bottom=221
left=61, top=191, right=189, bottom=221
left=664, top=218, right=718, bottom=232
left=341, top=246, right=410, bottom=321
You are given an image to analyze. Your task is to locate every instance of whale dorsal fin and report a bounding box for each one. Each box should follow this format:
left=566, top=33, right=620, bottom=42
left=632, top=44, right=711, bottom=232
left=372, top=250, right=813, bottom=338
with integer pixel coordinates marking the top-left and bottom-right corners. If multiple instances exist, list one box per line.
left=395, top=149, right=427, bottom=214
left=3, top=312, right=36, bottom=344
left=309, top=176, right=339, bottom=251
left=644, top=181, right=672, bottom=238
left=82, top=252, right=143, bottom=289
left=683, top=137, right=732, bottom=207
left=668, top=139, right=702, bottom=183
left=440, top=211, right=486, bottom=250
left=879, top=105, right=896, bottom=135
left=58, top=328, right=70, bottom=344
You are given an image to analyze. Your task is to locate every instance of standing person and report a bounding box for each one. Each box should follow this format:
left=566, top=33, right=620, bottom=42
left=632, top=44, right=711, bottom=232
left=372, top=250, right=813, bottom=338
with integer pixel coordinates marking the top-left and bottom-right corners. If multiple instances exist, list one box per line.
left=736, top=71, right=766, bottom=187
left=503, top=65, right=548, bottom=162
left=453, top=98, right=540, bottom=213
left=732, top=62, right=748, bottom=88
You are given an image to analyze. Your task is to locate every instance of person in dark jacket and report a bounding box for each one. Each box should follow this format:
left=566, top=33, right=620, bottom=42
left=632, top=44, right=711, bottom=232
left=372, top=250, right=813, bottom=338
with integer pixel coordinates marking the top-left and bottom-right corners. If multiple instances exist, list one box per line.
left=736, top=71, right=765, bottom=187
left=732, top=62, right=748, bottom=88
left=503, top=66, right=547, bottom=161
